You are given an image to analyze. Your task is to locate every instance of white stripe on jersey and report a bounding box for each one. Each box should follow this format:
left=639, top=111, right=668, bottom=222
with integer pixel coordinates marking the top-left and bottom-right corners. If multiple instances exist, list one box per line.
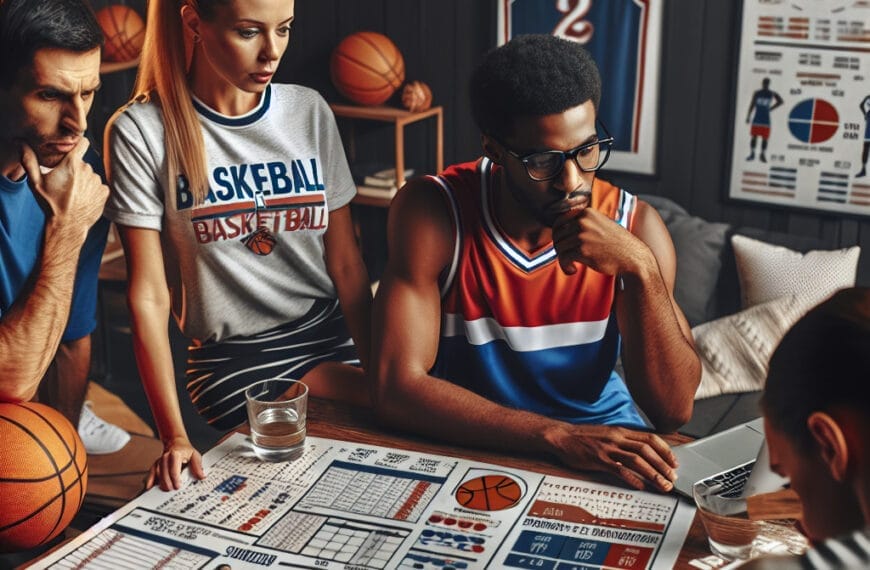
left=441, top=313, right=609, bottom=352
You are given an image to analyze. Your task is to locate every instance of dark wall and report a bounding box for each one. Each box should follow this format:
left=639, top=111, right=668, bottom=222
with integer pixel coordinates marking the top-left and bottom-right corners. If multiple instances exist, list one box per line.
left=92, top=0, right=869, bottom=282
left=283, top=0, right=867, bottom=284
left=279, top=0, right=495, bottom=171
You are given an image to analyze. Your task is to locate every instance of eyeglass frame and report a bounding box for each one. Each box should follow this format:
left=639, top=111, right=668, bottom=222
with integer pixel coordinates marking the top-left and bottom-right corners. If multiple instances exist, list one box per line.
left=497, top=120, right=615, bottom=181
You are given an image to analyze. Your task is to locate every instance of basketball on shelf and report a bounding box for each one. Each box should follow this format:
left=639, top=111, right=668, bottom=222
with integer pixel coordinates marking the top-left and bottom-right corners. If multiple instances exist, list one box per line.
left=0, top=402, right=88, bottom=552
left=95, top=4, right=146, bottom=63
left=330, top=31, right=405, bottom=106
left=402, top=80, right=433, bottom=112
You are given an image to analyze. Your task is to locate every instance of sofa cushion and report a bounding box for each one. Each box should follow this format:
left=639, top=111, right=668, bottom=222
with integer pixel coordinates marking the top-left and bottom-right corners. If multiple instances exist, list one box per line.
left=640, top=195, right=730, bottom=326
left=692, top=294, right=806, bottom=399
left=714, top=228, right=838, bottom=320
left=732, top=234, right=860, bottom=309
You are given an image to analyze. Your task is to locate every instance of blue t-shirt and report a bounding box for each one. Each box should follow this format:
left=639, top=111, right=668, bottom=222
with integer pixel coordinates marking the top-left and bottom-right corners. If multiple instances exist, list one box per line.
left=0, top=147, right=109, bottom=342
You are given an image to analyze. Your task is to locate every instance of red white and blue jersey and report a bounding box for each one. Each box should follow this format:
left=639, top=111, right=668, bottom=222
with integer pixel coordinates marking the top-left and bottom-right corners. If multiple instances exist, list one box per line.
left=430, top=158, right=645, bottom=427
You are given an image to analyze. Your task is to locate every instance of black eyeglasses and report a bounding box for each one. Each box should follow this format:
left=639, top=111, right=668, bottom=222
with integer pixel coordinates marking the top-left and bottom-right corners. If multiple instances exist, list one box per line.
left=499, top=121, right=614, bottom=181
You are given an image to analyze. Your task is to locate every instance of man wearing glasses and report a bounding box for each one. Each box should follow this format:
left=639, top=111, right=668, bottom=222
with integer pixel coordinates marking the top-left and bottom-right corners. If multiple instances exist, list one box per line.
left=370, top=34, right=700, bottom=493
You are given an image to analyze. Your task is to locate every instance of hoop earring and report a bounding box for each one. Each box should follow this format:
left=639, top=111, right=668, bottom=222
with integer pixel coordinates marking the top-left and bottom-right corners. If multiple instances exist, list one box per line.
left=193, top=34, right=201, bottom=43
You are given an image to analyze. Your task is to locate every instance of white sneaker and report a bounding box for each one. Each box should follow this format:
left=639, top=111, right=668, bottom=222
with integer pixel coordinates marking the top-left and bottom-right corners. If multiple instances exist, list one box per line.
left=78, top=402, right=131, bottom=455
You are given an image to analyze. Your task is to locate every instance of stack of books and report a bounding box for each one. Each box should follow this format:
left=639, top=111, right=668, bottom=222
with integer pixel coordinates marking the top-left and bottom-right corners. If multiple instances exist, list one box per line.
left=353, top=165, right=414, bottom=200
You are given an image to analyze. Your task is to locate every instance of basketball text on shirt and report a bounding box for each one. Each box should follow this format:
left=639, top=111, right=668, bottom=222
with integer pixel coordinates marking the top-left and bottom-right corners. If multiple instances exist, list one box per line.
left=176, top=158, right=328, bottom=244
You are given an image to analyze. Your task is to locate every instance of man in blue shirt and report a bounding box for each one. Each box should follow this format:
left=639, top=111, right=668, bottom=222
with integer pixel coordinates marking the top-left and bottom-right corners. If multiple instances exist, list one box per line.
left=0, top=0, right=127, bottom=454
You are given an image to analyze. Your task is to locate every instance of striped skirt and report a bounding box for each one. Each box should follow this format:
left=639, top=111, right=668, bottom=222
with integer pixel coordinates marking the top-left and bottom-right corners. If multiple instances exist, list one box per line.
left=186, top=299, right=360, bottom=430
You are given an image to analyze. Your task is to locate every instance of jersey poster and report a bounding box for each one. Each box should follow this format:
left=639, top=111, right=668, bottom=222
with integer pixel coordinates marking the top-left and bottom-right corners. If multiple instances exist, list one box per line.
left=497, top=0, right=664, bottom=175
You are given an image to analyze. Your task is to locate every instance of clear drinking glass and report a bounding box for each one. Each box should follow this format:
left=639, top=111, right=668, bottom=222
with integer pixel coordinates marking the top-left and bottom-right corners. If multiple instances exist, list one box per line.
left=245, top=378, right=308, bottom=462
left=693, top=481, right=760, bottom=561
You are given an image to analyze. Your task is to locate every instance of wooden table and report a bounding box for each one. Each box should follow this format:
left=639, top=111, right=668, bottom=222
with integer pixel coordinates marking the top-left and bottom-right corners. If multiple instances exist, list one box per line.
left=304, top=398, right=713, bottom=568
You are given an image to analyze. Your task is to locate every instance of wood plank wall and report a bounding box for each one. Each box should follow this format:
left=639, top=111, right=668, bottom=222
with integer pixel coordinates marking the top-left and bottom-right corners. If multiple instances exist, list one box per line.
left=91, top=0, right=869, bottom=283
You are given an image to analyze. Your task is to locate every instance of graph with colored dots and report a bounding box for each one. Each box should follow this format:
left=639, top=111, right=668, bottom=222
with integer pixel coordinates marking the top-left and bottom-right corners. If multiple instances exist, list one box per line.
left=33, top=434, right=694, bottom=570
left=729, top=0, right=870, bottom=215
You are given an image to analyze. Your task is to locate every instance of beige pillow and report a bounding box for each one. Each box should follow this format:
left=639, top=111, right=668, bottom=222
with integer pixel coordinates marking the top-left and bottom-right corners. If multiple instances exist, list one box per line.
left=692, top=294, right=806, bottom=399
left=732, top=234, right=860, bottom=308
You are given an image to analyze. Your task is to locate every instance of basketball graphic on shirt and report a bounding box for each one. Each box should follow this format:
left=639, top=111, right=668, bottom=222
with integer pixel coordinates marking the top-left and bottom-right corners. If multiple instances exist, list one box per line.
left=243, top=228, right=277, bottom=256
left=455, top=473, right=524, bottom=511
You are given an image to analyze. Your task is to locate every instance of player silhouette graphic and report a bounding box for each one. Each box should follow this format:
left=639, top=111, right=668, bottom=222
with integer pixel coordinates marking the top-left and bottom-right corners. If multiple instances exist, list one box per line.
left=746, top=78, right=783, bottom=163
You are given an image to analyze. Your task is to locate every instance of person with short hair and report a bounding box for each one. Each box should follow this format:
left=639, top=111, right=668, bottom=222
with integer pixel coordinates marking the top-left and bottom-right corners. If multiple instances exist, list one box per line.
left=105, top=0, right=372, bottom=490
left=0, top=0, right=129, bottom=454
left=739, top=287, right=870, bottom=569
left=371, top=34, right=701, bottom=492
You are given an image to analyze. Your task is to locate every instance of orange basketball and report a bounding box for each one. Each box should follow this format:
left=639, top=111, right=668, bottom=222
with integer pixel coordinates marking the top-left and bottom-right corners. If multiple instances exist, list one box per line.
left=455, top=475, right=523, bottom=511
left=0, top=402, right=88, bottom=552
left=95, top=5, right=146, bottom=63
left=330, top=32, right=405, bottom=106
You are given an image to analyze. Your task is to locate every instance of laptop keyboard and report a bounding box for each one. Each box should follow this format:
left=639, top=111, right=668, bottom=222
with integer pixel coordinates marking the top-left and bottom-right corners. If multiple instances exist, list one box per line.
left=700, top=460, right=756, bottom=498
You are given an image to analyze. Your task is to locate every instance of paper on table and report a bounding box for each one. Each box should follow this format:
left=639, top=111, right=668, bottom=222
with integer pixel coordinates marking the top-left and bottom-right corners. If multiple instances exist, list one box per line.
left=31, top=433, right=697, bottom=569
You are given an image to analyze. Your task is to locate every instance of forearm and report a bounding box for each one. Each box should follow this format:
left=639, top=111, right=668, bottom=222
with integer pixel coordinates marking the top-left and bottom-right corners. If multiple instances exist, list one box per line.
left=324, top=206, right=373, bottom=369
left=0, top=223, right=86, bottom=400
left=619, top=260, right=700, bottom=431
left=376, top=367, right=562, bottom=457
left=128, top=299, right=189, bottom=445
left=331, top=259, right=373, bottom=370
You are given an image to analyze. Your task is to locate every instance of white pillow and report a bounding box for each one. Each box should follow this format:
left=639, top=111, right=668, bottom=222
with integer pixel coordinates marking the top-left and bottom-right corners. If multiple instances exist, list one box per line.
left=731, top=234, right=860, bottom=309
left=692, top=294, right=806, bottom=399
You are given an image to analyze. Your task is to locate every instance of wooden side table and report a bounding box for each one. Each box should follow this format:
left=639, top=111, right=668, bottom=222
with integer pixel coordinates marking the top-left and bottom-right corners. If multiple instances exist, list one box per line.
left=330, top=103, right=444, bottom=208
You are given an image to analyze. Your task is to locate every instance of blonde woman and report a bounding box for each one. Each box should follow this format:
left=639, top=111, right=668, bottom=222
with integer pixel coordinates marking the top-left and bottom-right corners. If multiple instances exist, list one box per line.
left=104, top=0, right=372, bottom=490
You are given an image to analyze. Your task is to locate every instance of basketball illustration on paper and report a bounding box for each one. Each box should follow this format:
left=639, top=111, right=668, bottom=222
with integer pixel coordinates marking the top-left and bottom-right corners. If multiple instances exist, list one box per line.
left=454, top=470, right=527, bottom=512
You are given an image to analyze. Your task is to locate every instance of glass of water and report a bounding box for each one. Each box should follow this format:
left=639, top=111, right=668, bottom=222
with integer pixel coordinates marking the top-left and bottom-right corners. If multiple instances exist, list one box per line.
left=245, top=378, right=308, bottom=462
left=693, top=481, right=760, bottom=561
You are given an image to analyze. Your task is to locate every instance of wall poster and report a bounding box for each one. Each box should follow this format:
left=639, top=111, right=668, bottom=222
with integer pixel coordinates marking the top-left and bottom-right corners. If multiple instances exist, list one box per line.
left=497, top=1, right=664, bottom=175
left=729, top=0, right=870, bottom=216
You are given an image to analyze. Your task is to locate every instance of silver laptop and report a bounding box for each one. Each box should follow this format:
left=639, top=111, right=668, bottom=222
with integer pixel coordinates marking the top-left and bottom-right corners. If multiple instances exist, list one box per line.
left=671, top=418, right=788, bottom=499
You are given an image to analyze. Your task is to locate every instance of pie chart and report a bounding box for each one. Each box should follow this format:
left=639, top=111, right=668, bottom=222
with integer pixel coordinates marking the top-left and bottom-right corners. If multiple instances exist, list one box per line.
left=788, top=99, right=839, bottom=144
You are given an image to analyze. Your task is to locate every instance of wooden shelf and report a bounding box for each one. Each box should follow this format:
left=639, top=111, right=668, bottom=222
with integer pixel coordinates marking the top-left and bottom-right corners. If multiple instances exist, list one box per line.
left=330, top=103, right=443, bottom=205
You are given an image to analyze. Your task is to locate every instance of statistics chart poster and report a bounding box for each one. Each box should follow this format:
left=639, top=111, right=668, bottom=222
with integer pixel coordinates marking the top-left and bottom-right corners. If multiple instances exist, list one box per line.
left=729, top=0, right=870, bottom=216
left=497, top=0, right=663, bottom=175
left=34, top=434, right=695, bottom=570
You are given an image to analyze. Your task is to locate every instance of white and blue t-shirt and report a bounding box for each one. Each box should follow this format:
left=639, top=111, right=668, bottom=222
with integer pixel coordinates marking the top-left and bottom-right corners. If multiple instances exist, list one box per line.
left=105, top=84, right=356, bottom=343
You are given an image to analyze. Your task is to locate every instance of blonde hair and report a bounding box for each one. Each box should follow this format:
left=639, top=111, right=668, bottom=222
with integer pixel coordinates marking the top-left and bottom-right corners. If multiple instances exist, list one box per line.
left=129, top=0, right=214, bottom=204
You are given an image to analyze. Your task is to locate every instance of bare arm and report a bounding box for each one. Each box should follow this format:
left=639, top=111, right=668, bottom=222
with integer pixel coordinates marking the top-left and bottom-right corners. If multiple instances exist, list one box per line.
left=615, top=203, right=699, bottom=431
left=323, top=204, right=373, bottom=369
left=371, top=180, right=678, bottom=492
left=37, top=336, right=91, bottom=426
left=0, top=139, right=107, bottom=401
left=119, top=225, right=204, bottom=490
left=551, top=201, right=700, bottom=431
